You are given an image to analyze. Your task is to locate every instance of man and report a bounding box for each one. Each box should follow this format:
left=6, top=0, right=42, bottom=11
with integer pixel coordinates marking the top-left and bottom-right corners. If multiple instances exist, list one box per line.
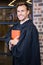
left=5, top=2, right=41, bottom=65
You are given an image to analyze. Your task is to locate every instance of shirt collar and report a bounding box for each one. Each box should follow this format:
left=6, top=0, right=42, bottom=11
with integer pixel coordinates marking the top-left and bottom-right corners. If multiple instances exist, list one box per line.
left=20, top=18, right=29, bottom=24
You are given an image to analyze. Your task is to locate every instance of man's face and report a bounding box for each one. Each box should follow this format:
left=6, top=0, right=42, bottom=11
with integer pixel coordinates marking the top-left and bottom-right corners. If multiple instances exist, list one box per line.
left=17, top=5, right=29, bottom=21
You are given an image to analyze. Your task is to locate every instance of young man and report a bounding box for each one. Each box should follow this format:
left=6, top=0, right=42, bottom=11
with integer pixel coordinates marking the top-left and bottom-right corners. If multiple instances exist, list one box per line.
left=5, top=2, right=41, bottom=65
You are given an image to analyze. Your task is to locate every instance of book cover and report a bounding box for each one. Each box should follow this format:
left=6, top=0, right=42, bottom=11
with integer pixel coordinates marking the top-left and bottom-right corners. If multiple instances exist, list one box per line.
left=11, top=30, right=20, bottom=39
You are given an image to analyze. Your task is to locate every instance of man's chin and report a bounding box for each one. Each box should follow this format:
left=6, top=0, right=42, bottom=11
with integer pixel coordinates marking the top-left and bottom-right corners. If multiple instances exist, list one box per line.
left=19, top=19, right=23, bottom=21
left=19, top=18, right=24, bottom=20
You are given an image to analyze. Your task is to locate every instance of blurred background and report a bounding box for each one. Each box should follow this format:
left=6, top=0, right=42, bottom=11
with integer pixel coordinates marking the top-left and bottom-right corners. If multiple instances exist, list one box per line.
left=0, top=0, right=43, bottom=65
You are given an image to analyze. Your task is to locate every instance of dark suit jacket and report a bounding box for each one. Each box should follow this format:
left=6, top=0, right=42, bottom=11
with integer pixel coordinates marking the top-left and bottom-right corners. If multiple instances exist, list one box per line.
left=5, top=20, right=41, bottom=65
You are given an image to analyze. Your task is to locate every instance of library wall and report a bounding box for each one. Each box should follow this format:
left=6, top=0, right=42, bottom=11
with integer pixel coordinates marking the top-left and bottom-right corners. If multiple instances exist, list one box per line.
left=33, top=0, right=43, bottom=65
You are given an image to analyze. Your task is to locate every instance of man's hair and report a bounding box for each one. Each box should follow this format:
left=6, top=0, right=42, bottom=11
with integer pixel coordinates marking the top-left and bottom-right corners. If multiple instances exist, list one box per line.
left=16, top=2, right=30, bottom=10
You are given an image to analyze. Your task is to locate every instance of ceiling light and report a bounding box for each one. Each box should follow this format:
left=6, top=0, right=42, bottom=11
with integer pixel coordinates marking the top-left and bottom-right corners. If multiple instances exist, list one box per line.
left=8, top=0, right=32, bottom=6
left=26, top=0, right=32, bottom=4
left=8, top=0, right=16, bottom=6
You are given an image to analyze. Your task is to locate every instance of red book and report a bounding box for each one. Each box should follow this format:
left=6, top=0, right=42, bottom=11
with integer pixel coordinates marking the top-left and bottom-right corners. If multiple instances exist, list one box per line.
left=11, top=30, right=20, bottom=39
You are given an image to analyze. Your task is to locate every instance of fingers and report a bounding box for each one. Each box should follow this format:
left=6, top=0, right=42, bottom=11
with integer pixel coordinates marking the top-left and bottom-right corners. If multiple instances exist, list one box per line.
left=9, top=40, right=13, bottom=50
left=9, top=41, right=11, bottom=50
left=14, top=36, right=20, bottom=40
left=9, top=38, right=19, bottom=50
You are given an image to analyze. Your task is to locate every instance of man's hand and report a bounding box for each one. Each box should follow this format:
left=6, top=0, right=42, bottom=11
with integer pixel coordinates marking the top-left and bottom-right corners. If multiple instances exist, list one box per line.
left=9, top=36, right=19, bottom=50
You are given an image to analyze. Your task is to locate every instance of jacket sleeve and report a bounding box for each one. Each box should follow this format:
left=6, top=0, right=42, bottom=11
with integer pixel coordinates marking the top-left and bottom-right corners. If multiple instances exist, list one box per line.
left=4, top=30, right=11, bottom=46
left=30, top=25, right=41, bottom=65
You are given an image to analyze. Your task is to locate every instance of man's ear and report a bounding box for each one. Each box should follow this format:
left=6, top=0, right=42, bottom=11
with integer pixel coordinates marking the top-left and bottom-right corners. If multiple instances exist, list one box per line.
left=27, top=10, right=30, bottom=15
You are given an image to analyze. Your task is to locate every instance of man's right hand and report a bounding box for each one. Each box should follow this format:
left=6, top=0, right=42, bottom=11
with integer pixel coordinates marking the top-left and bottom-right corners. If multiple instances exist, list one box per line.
left=9, top=36, right=19, bottom=50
